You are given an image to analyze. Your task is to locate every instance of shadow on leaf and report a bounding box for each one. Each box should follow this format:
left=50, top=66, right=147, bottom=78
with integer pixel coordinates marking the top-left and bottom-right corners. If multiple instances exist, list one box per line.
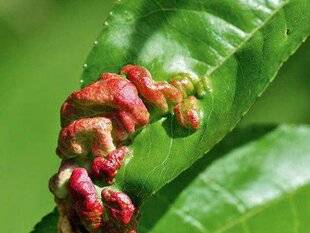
left=31, top=125, right=275, bottom=232
left=139, top=124, right=276, bottom=232
left=30, top=209, right=58, bottom=233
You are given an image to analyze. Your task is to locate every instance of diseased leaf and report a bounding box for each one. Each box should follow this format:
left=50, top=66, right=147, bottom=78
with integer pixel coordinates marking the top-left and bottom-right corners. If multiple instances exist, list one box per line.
left=30, top=125, right=276, bottom=232
left=81, top=0, right=310, bottom=204
left=32, top=125, right=310, bottom=232
left=139, top=125, right=310, bottom=232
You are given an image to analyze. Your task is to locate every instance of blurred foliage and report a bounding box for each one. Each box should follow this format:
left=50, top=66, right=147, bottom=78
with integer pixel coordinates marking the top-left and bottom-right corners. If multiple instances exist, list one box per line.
left=0, top=0, right=308, bottom=232
left=139, top=125, right=310, bottom=232
left=0, top=1, right=114, bottom=232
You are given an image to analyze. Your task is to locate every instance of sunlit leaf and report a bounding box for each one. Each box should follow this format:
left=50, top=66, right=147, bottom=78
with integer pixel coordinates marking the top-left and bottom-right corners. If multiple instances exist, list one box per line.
left=81, top=0, right=310, bottom=203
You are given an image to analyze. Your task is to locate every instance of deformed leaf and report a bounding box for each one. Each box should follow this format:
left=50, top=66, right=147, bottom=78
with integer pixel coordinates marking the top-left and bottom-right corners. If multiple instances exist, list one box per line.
left=81, top=0, right=310, bottom=203
left=139, top=125, right=310, bottom=232
left=30, top=125, right=276, bottom=232
left=33, top=125, right=310, bottom=232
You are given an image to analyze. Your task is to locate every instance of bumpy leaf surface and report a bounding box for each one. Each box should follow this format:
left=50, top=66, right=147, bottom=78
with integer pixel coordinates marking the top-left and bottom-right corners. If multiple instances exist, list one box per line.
left=33, top=125, right=310, bottom=232
left=81, top=0, right=310, bottom=203
left=32, top=125, right=274, bottom=232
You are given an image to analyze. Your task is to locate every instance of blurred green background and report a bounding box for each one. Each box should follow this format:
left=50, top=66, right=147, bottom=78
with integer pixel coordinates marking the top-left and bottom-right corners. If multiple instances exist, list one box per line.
left=0, top=1, right=309, bottom=232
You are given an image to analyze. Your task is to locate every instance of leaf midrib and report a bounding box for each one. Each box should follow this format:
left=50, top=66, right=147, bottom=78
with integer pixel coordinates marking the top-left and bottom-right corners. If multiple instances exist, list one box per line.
left=144, top=1, right=288, bottom=78
left=195, top=0, right=290, bottom=154
left=143, top=183, right=308, bottom=233
left=202, top=1, right=286, bottom=77
left=213, top=185, right=304, bottom=233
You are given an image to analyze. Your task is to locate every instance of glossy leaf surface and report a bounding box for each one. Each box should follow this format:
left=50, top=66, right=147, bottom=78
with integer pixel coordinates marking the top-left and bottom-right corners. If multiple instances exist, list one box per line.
left=81, top=0, right=310, bottom=203
left=32, top=125, right=310, bottom=232
left=31, top=125, right=275, bottom=232
left=139, top=125, right=310, bottom=232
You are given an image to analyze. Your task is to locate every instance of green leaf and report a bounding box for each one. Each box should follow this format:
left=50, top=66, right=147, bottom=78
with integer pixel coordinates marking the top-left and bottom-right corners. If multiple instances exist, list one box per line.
left=32, top=125, right=310, bottom=232
left=30, top=125, right=276, bottom=232
left=30, top=209, right=58, bottom=233
left=81, top=0, right=310, bottom=204
left=139, top=125, right=310, bottom=232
